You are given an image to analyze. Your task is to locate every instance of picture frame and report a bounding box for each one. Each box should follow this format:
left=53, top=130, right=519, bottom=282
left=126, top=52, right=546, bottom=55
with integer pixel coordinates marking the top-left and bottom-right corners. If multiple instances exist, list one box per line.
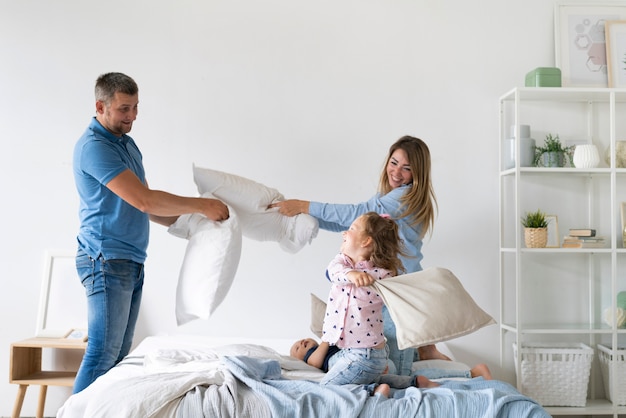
left=546, top=215, right=560, bottom=248
left=35, top=249, right=87, bottom=339
left=606, top=20, right=626, bottom=87
left=554, top=1, right=626, bottom=87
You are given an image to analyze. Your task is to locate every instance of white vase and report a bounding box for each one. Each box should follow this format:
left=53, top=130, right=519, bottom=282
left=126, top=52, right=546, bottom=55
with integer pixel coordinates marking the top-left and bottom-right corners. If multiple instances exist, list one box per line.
left=573, top=144, right=600, bottom=168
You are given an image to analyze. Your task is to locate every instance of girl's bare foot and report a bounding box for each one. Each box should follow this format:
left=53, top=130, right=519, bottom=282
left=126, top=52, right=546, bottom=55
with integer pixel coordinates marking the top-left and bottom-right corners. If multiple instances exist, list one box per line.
left=418, top=344, right=451, bottom=361
left=416, top=375, right=440, bottom=388
left=470, top=363, right=492, bottom=380
left=374, top=383, right=391, bottom=397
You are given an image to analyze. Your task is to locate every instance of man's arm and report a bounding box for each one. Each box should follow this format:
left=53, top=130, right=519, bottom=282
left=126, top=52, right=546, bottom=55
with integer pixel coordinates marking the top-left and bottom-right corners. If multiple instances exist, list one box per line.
left=106, top=169, right=229, bottom=223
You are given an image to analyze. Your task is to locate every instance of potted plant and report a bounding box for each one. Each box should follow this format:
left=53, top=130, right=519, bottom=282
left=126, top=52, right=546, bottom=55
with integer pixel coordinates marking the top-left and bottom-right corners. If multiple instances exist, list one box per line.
left=533, top=134, right=574, bottom=167
left=521, top=209, right=549, bottom=248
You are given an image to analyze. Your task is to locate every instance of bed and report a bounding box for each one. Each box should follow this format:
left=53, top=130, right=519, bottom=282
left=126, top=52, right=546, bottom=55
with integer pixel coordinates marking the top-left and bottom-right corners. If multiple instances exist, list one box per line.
left=57, top=334, right=550, bottom=418
left=58, top=169, right=550, bottom=416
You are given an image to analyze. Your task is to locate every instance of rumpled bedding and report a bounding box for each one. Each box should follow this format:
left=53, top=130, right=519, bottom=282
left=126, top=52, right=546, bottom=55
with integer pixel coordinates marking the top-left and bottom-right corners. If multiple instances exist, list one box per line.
left=224, top=356, right=551, bottom=418
left=57, top=343, right=550, bottom=418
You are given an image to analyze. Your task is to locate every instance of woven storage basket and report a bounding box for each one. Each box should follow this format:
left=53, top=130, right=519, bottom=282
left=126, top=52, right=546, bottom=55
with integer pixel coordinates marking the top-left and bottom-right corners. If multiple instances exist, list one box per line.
left=597, top=344, right=626, bottom=405
left=524, top=227, right=547, bottom=248
left=513, top=342, right=593, bottom=407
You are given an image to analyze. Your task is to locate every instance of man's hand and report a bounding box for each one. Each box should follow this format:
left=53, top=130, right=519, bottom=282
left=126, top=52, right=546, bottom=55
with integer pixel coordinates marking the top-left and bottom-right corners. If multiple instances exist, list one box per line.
left=201, top=198, right=229, bottom=221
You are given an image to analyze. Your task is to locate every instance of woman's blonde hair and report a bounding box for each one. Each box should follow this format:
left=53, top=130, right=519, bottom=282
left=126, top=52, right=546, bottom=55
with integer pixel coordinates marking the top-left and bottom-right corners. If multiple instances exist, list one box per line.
left=361, top=212, right=406, bottom=276
left=378, top=136, right=437, bottom=238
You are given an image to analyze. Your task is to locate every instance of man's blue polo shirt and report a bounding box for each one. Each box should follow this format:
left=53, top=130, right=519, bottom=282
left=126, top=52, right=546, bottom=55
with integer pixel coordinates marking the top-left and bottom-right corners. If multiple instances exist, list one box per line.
left=73, top=117, right=149, bottom=263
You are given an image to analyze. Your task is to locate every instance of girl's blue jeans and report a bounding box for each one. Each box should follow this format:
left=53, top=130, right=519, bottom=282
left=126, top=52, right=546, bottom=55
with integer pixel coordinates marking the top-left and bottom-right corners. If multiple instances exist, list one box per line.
left=72, top=249, right=144, bottom=393
left=320, top=345, right=389, bottom=386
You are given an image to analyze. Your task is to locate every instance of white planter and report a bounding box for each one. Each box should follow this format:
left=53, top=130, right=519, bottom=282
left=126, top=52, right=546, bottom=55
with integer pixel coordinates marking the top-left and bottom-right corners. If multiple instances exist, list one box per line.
left=573, top=144, right=600, bottom=168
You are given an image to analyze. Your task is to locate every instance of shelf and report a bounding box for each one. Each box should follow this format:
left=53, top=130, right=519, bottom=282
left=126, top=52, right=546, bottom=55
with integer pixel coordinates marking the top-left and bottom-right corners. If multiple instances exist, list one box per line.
left=500, top=87, right=626, bottom=103
left=11, top=337, right=88, bottom=350
left=501, top=167, right=612, bottom=175
left=502, top=246, right=626, bottom=253
left=499, top=87, right=626, bottom=417
left=11, top=371, right=77, bottom=387
left=501, top=322, right=615, bottom=334
left=545, top=398, right=625, bottom=416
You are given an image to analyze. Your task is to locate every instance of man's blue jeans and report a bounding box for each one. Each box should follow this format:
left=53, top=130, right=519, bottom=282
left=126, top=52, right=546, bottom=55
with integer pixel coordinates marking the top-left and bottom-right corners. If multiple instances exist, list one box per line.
left=73, top=250, right=144, bottom=393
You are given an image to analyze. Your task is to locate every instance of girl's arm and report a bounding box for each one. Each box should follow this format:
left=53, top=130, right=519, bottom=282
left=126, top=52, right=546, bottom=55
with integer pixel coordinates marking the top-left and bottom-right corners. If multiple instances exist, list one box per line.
left=326, top=254, right=355, bottom=284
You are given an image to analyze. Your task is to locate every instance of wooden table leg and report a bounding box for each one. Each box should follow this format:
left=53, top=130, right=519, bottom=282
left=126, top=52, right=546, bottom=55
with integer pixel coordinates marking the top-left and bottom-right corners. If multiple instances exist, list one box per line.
left=36, top=385, right=48, bottom=418
left=11, top=384, right=28, bottom=418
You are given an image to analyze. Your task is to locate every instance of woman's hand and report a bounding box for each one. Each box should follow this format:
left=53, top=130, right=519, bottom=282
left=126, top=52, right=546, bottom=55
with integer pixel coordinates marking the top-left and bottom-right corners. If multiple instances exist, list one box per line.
left=268, top=199, right=310, bottom=216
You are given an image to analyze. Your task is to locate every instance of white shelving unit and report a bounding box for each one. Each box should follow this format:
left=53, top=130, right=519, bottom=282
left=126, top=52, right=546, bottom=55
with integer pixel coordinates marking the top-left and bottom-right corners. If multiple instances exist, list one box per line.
left=499, top=87, right=626, bottom=417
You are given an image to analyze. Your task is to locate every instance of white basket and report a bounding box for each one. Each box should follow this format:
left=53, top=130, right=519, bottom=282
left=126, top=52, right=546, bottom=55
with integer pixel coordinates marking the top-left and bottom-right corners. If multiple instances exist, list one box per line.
left=597, top=344, right=626, bottom=405
left=513, top=342, right=594, bottom=407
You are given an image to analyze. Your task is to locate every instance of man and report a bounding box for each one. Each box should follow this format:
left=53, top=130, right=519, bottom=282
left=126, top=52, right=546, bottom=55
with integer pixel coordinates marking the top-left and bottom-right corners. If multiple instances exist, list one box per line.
left=72, top=72, right=227, bottom=393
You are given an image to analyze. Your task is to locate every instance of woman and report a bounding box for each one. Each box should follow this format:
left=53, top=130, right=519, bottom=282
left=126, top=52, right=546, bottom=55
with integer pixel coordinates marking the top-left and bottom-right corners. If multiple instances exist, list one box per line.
left=271, top=135, right=447, bottom=375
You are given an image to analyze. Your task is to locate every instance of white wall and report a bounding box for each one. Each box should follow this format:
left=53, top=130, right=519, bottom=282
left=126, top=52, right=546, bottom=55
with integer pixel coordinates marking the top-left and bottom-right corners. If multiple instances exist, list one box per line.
left=0, top=0, right=556, bottom=415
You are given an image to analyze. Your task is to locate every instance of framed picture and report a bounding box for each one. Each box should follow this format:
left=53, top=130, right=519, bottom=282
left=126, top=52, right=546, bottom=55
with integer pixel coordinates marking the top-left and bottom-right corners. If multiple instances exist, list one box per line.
left=606, top=20, right=626, bottom=87
left=546, top=215, right=560, bottom=248
left=554, top=1, right=626, bottom=87
left=35, top=249, right=87, bottom=338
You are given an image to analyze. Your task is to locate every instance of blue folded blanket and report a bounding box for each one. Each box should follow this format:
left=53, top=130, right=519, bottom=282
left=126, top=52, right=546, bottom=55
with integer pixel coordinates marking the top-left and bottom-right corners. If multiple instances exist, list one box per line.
left=223, top=355, right=551, bottom=418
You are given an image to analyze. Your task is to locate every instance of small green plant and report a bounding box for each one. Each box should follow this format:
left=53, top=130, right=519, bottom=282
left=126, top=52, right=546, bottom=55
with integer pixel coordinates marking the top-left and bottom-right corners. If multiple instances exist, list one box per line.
left=521, top=209, right=549, bottom=228
left=533, top=134, right=575, bottom=167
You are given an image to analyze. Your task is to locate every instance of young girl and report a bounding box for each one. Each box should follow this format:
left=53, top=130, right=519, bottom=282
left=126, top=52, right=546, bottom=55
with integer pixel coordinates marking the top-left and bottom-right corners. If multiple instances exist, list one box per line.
left=317, top=211, right=404, bottom=387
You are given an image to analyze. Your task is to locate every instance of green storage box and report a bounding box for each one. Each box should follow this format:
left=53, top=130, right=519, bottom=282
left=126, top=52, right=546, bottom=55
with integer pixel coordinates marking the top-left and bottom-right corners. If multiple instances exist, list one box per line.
left=525, top=67, right=561, bottom=87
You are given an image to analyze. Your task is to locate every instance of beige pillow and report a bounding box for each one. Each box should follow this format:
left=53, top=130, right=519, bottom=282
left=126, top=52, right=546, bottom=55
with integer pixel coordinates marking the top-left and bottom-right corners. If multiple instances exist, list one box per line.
left=310, top=293, right=326, bottom=338
left=310, top=267, right=495, bottom=349
left=371, top=267, right=496, bottom=349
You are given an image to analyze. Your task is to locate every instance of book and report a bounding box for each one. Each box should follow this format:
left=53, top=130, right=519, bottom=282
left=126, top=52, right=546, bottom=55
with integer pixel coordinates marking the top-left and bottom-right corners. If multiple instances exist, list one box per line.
left=562, top=235, right=606, bottom=248
left=562, top=241, right=606, bottom=248
left=562, top=235, right=605, bottom=242
left=568, top=228, right=596, bottom=237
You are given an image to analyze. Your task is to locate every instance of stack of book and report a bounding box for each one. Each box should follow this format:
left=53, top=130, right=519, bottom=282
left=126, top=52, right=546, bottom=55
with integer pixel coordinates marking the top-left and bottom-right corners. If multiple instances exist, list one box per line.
left=562, top=228, right=606, bottom=248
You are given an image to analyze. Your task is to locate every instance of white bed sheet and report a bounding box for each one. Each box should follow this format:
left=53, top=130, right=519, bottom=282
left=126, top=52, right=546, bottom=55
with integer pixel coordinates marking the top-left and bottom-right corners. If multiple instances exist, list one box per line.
left=57, top=334, right=323, bottom=418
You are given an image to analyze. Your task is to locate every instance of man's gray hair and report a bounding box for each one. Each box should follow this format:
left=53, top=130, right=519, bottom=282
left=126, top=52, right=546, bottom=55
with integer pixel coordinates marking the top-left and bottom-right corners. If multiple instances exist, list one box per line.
left=95, top=72, right=138, bottom=104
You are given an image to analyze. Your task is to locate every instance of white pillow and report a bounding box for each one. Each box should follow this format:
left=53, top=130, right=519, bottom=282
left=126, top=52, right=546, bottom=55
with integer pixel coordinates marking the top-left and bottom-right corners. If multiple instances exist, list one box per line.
left=310, top=268, right=496, bottom=349
left=192, top=165, right=318, bottom=253
left=371, top=267, right=496, bottom=349
left=168, top=198, right=242, bottom=326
